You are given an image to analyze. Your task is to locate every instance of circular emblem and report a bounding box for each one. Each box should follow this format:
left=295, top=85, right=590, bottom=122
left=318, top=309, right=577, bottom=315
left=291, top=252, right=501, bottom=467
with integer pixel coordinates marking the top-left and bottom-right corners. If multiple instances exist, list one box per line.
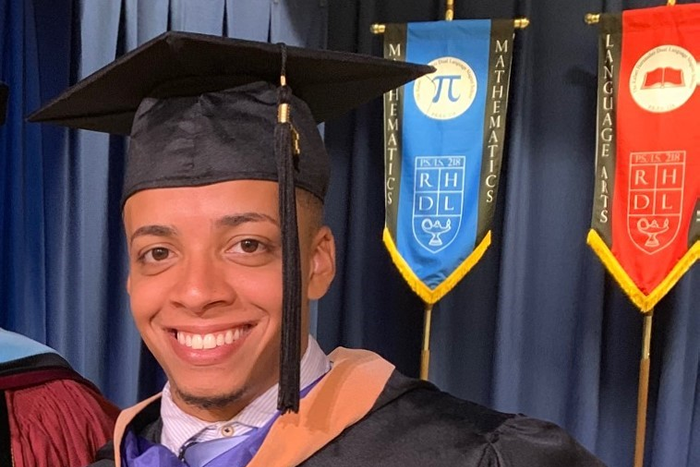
left=629, top=45, right=697, bottom=113
left=413, top=56, right=477, bottom=120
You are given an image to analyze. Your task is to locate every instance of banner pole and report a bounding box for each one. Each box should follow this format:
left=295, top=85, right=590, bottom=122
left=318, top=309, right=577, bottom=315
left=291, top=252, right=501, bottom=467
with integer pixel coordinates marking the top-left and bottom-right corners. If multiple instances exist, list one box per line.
left=587, top=0, right=676, bottom=23
left=420, top=303, right=434, bottom=380
left=633, top=310, right=654, bottom=467
left=371, top=18, right=529, bottom=34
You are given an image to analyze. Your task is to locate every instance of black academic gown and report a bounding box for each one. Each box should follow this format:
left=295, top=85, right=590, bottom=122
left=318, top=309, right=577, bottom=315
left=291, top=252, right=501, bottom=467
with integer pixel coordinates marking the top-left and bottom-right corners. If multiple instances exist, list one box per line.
left=90, top=361, right=605, bottom=467
left=302, top=372, right=604, bottom=466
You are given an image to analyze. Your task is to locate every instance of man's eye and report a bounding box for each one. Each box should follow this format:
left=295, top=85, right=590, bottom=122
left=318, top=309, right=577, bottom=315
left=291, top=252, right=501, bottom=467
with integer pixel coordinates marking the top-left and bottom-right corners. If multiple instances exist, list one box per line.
left=143, top=247, right=171, bottom=262
left=227, top=238, right=276, bottom=266
left=238, top=239, right=262, bottom=253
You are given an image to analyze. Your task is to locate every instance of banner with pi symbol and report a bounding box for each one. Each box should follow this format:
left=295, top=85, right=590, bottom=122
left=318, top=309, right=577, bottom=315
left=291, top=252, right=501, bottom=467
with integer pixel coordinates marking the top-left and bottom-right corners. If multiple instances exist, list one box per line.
left=588, top=4, right=700, bottom=312
left=382, top=20, right=514, bottom=304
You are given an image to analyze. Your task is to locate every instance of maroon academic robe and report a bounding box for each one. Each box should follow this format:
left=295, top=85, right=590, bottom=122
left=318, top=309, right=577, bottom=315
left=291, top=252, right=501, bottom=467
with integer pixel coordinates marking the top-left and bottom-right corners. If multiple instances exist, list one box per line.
left=0, top=352, right=119, bottom=467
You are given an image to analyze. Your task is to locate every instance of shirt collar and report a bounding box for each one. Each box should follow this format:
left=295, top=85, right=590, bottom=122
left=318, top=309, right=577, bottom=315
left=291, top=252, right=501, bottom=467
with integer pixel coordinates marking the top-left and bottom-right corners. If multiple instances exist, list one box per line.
left=160, top=335, right=330, bottom=454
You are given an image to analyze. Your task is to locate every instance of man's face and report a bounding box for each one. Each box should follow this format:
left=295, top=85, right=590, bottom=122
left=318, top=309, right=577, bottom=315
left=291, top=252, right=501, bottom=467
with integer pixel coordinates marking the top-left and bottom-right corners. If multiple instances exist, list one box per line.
left=123, top=180, right=335, bottom=421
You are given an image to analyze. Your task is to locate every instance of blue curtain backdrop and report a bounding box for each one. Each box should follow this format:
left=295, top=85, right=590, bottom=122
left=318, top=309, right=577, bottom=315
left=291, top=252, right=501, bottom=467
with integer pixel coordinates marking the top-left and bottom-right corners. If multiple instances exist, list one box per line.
left=0, top=1, right=697, bottom=467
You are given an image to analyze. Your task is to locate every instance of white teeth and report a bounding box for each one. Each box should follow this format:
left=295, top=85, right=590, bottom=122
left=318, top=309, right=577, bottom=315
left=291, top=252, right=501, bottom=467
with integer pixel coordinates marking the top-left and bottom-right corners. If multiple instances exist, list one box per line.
left=191, top=334, right=203, bottom=350
left=203, top=334, right=216, bottom=349
left=176, top=327, right=248, bottom=350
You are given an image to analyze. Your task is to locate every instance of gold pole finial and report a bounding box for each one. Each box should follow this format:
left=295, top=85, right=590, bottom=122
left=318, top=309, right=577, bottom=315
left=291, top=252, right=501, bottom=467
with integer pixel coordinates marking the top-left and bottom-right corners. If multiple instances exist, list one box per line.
left=370, top=23, right=386, bottom=34
left=584, top=13, right=601, bottom=24
left=668, top=0, right=677, bottom=5
left=514, top=17, right=530, bottom=29
left=446, top=0, right=454, bottom=21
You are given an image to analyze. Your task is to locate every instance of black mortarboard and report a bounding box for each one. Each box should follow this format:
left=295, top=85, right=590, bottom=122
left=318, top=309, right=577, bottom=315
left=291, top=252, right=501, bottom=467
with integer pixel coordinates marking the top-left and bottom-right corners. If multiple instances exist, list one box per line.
left=29, top=31, right=432, bottom=413
left=0, top=82, right=8, bottom=125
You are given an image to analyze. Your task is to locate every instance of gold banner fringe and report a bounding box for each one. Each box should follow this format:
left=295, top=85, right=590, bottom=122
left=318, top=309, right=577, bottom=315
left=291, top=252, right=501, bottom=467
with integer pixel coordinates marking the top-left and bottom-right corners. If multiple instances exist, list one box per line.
left=383, top=228, right=492, bottom=304
left=587, top=230, right=700, bottom=312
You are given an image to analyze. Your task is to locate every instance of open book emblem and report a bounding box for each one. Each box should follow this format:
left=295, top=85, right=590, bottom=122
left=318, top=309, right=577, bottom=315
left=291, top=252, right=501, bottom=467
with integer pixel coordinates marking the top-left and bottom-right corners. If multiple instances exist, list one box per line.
left=641, top=67, right=685, bottom=89
left=629, top=45, right=697, bottom=113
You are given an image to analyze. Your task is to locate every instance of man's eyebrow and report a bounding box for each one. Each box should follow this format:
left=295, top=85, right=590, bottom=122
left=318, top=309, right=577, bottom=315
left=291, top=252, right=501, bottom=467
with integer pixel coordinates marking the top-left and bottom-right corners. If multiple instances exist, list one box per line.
left=129, top=225, right=177, bottom=245
left=215, top=213, right=279, bottom=228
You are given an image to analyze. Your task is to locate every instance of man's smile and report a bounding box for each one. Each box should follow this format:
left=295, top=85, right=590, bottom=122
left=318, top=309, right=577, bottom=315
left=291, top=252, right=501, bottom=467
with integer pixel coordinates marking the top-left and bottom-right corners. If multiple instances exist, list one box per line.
left=165, top=322, right=259, bottom=367
left=172, top=324, right=255, bottom=350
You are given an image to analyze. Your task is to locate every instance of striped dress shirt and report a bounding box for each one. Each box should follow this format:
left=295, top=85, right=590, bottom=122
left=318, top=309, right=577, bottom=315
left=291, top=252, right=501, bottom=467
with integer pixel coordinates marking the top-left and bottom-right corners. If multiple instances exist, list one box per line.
left=160, top=336, right=331, bottom=455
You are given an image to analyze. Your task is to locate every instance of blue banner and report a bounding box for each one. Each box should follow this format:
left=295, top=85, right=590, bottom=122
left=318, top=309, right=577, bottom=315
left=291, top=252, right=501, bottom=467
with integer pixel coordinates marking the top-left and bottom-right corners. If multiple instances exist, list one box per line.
left=383, top=20, right=514, bottom=304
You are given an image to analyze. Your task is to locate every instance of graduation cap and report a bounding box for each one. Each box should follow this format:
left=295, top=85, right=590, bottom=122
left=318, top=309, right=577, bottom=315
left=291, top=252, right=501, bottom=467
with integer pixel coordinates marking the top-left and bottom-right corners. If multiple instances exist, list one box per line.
left=29, top=31, right=432, bottom=413
left=0, top=82, right=8, bottom=125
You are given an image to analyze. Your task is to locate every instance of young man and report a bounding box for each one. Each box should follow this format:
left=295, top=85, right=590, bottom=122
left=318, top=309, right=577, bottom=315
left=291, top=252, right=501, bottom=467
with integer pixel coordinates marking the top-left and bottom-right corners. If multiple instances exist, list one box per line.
left=31, top=32, right=605, bottom=466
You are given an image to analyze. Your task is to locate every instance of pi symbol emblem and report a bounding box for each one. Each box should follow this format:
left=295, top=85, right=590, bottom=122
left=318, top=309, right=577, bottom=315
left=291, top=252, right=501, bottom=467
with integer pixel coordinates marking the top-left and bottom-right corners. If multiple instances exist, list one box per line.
left=413, top=56, right=477, bottom=120
left=412, top=156, right=465, bottom=253
left=627, top=151, right=685, bottom=254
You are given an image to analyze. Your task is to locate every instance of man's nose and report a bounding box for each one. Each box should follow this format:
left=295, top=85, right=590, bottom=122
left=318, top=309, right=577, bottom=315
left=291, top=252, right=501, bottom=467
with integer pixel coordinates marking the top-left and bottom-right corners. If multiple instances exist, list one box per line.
left=171, top=254, right=235, bottom=314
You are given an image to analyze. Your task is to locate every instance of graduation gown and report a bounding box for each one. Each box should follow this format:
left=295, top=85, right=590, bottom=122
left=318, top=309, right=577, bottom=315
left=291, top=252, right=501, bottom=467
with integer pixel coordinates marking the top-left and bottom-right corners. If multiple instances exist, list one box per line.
left=92, top=348, right=605, bottom=467
left=0, top=352, right=119, bottom=467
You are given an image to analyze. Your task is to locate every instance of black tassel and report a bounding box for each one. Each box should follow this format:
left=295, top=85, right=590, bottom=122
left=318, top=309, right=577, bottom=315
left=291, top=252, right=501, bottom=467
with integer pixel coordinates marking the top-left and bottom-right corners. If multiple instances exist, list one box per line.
left=275, top=77, right=302, bottom=414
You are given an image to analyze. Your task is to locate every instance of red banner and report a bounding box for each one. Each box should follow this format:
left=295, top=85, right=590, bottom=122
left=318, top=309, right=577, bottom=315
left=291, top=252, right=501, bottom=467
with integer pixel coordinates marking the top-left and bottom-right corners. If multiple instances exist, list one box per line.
left=589, top=5, right=700, bottom=312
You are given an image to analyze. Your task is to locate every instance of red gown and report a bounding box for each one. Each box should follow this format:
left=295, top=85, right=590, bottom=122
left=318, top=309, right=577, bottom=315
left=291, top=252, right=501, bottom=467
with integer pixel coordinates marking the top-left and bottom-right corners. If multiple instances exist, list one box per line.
left=0, top=352, right=119, bottom=467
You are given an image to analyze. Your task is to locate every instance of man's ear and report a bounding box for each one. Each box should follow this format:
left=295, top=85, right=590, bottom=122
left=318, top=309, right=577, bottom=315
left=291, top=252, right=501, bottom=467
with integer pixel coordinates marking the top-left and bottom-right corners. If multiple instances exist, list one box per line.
left=126, top=274, right=132, bottom=295
left=307, top=226, right=336, bottom=300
